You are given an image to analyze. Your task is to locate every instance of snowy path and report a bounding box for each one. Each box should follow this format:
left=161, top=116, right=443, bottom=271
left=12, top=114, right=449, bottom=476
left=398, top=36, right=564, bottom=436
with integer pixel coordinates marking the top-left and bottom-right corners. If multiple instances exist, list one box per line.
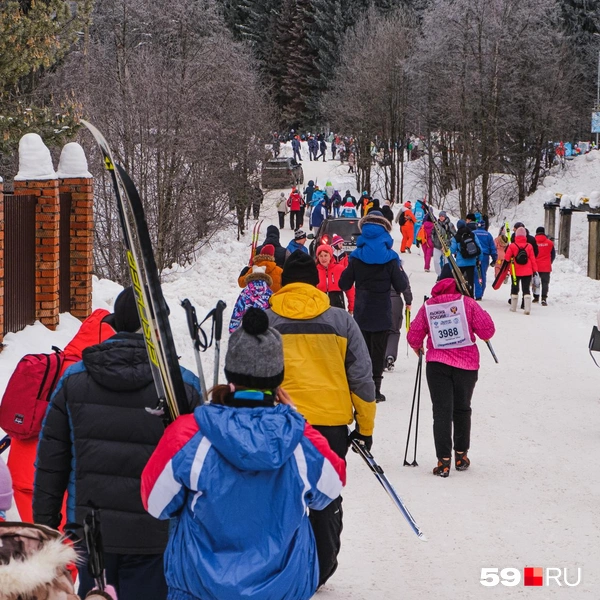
left=1, top=144, right=599, bottom=598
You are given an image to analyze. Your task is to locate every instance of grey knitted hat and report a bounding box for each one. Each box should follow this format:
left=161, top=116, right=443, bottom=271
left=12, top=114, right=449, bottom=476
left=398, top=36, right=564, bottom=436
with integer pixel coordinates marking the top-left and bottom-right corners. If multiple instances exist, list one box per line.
left=224, top=308, right=284, bottom=390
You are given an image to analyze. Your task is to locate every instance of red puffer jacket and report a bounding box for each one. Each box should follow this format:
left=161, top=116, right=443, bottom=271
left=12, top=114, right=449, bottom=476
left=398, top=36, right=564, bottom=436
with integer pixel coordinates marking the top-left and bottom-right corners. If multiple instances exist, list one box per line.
left=316, top=247, right=355, bottom=312
left=504, top=235, right=538, bottom=276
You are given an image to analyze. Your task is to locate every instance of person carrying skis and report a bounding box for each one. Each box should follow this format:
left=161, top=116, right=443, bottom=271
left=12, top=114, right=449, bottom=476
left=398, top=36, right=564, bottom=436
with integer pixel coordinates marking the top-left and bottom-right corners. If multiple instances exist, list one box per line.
left=504, top=226, right=538, bottom=314
left=339, top=211, right=410, bottom=402
left=315, top=244, right=355, bottom=312
left=141, top=308, right=345, bottom=600
left=407, top=264, right=495, bottom=477
left=229, top=266, right=273, bottom=333
left=533, top=226, right=555, bottom=305
left=396, top=201, right=416, bottom=253
left=466, top=213, right=497, bottom=300
left=276, top=192, right=288, bottom=229
left=287, top=187, right=304, bottom=232
left=413, top=199, right=426, bottom=247
left=494, top=225, right=510, bottom=282
left=449, top=219, right=482, bottom=296
left=256, top=224, right=287, bottom=267
left=266, top=251, right=375, bottom=588
left=33, top=287, right=203, bottom=600
left=431, top=211, right=456, bottom=276
left=238, top=244, right=282, bottom=292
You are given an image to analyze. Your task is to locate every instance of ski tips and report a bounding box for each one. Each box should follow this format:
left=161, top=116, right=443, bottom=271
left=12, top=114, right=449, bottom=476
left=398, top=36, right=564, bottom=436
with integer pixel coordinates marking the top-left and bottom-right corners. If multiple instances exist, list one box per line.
left=417, top=532, right=428, bottom=542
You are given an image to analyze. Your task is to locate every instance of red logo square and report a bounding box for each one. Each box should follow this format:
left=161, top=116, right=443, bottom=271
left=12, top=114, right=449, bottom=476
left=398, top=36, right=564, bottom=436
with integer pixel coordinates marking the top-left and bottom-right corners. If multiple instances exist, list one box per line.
left=524, top=567, right=543, bottom=586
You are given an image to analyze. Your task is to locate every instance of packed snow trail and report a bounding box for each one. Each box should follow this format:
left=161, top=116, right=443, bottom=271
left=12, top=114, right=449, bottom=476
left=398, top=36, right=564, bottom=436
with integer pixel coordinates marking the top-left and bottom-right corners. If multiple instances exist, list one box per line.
left=1, top=143, right=599, bottom=598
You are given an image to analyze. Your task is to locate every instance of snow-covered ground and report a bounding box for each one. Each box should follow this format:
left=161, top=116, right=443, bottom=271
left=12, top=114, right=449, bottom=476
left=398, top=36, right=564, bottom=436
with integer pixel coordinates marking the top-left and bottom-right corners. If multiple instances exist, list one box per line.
left=1, top=143, right=599, bottom=598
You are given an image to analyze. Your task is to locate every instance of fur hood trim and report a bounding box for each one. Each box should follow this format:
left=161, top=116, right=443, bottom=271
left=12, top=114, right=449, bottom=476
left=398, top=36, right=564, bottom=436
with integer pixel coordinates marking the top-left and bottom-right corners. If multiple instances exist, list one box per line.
left=253, top=253, right=275, bottom=264
left=359, top=212, right=392, bottom=232
left=244, top=271, right=273, bottom=286
left=0, top=528, right=78, bottom=596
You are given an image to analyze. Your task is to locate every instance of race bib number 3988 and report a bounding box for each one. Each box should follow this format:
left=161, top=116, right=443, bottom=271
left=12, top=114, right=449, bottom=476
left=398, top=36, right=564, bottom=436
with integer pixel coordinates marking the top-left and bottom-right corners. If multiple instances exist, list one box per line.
left=425, top=298, right=474, bottom=350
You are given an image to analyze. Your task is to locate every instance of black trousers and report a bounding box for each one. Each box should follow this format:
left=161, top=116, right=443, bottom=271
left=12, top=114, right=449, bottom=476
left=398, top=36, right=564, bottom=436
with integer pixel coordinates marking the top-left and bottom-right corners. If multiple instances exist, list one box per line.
left=78, top=548, right=167, bottom=600
left=309, top=425, right=348, bottom=587
left=290, top=211, right=301, bottom=230
left=536, top=272, right=550, bottom=299
left=426, top=361, right=478, bottom=459
left=511, top=275, right=531, bottom=296
left=252, top=203, right=260, bottom=219
left=361, top=330, right=389, bottom=394
left=460, top=265, right=475, bottom=296
left=278, top=212, right=285, bottom=229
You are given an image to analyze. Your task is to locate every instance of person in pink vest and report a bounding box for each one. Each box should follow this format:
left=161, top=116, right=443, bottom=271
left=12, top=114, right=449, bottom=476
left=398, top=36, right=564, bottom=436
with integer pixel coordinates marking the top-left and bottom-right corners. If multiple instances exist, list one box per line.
left=407, top=264, right=495, bottom=477
left=533, top=226, right=555, bottom=306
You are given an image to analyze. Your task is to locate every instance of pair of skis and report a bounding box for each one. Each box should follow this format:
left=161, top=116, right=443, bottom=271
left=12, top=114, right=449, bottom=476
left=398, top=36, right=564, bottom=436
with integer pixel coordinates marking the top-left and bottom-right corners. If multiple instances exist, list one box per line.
left=82, top=121, right=225, bottom=421
left=250, top=219, right=264, bottom=264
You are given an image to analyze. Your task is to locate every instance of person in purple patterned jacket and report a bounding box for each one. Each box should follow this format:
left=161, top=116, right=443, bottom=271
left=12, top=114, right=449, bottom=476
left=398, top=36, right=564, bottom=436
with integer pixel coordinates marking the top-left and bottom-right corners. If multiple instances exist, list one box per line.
left=229, top=266, right=273, bottom=333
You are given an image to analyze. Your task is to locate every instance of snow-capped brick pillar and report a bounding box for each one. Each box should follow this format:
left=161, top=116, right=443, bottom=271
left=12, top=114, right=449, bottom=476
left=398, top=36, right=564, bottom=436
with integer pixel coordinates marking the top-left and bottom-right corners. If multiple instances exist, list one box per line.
left=57, top=143, right=93, bottom=319
left=14, top=134, right=61, bottom=329
left=59, top=176, right=93, bottom=318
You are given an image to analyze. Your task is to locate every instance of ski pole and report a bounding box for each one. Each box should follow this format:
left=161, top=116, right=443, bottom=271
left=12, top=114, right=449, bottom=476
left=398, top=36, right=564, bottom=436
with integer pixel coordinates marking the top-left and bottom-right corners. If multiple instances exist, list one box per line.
left=485, top=340, right=499, bottom=363
left=0, top=435, right=11, bottom=455
left=405, top=305, right=411, bottom=357
left=351, top=438, right=427, bottom=541
left=213, top=300, right=227, bottom=388
left=83, top=509, right=106, bottom=592
left=181, top=299, right=209, bottom=403
left=403, top=351, right=423, bottom=466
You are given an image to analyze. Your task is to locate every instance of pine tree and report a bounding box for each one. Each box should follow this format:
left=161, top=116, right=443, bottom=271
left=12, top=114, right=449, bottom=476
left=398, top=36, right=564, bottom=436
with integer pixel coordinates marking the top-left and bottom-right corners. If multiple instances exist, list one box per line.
left=0, top=1, right=93, bottom=158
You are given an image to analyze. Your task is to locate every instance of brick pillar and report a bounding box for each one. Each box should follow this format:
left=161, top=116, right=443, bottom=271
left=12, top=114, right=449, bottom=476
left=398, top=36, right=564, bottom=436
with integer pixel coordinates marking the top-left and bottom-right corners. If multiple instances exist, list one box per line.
left=0, top=180, right=4, bottom=345
left=14, top=179, right=60, bottom=330
left=59, top=177, right=94, bottom=319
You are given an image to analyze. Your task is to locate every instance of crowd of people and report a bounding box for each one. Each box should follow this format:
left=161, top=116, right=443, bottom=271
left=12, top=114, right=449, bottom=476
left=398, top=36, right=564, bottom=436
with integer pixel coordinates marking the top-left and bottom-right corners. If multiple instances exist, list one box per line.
left=0, top=159, right=557, bottom=600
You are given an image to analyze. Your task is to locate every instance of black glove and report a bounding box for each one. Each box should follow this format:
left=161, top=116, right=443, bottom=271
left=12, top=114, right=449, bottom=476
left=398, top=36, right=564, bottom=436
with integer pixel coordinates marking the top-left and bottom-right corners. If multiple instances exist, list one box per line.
left=348, top=429, right=373, bottom=451
left=491, top=258, right=497, bottom=268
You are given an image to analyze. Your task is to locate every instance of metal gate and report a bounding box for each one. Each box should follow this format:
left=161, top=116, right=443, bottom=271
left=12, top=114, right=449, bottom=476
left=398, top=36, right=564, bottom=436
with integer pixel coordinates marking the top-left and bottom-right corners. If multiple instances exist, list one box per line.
left=4, top=194, right=36, bottom=335
left=59, top=191, right=72, bottom=313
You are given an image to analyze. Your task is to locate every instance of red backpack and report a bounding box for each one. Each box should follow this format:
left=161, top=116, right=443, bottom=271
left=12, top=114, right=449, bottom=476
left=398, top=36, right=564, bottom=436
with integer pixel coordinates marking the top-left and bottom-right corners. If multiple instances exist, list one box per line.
left=0, top=347, right=64, bottom=440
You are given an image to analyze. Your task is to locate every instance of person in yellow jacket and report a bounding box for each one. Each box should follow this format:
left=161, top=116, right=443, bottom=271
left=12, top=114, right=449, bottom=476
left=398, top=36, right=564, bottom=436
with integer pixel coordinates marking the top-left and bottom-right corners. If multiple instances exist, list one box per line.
left=266, top=249, right=376, bottom=589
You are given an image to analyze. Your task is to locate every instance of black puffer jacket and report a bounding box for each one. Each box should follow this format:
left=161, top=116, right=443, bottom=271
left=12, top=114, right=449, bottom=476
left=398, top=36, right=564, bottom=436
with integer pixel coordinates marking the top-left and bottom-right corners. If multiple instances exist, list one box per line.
left=339, top=258, right=409, bottom=332
left=256, top=225, right=287, bottom=268
left=33, top=333, right=202, bottom=554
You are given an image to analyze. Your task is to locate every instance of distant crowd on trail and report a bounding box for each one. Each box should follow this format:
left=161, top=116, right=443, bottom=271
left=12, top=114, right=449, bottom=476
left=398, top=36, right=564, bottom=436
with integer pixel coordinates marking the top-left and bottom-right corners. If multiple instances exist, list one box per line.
left=270, top=130, right=429, bottom=167
left=544, top=139, right=599, bottom=170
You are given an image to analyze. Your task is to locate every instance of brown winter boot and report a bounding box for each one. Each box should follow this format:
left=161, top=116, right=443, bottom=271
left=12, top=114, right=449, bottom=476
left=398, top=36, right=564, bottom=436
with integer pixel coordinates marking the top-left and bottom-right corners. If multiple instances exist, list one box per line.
left=455, top=451, right=470, bottom=471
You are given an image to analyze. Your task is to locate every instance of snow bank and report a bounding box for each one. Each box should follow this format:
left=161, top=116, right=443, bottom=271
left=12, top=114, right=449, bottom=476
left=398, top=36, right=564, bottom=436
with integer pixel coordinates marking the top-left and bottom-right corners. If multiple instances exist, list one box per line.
left=56, top=142, right=92, bottom=179
left=14, top=133, right=57, bottom=181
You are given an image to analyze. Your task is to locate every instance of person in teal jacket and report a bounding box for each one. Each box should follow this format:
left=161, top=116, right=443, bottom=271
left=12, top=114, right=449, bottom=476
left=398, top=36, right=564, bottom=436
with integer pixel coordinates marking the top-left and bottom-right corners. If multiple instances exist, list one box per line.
left=449, top=219, right=482, bottom=296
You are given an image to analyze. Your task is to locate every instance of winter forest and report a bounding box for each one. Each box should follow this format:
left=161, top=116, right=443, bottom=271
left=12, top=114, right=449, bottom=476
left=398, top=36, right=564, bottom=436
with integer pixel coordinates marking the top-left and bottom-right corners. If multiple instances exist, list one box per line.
left=1, top=0, right=600, bottom=278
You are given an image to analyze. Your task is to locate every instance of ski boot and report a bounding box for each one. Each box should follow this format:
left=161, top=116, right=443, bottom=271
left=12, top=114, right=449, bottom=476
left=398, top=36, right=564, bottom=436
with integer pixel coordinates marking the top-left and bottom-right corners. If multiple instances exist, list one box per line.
left=386, top=356, right=395, bottom=371
left=433, top=457, right=451, bottom=477
left=510, top=295, right=518, bottom=312
left=455, top=451, right=470, bottom=471
left=523, top=294, right=532, bottom=315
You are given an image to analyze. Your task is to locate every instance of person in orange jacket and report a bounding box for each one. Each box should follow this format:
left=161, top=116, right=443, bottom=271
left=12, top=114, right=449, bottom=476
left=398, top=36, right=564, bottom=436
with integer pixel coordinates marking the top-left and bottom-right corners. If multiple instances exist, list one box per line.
left=6, top=309, right=116, bottom=524
left=396, top=201, right=416, bottom=253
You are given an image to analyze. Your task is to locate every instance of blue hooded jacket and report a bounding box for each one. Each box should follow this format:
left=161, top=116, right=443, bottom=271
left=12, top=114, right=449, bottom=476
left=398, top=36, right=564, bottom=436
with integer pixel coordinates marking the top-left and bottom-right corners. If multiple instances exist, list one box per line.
left=350, top=223, right=399, bottom=264
left=141, top=403, right=345, bottom=600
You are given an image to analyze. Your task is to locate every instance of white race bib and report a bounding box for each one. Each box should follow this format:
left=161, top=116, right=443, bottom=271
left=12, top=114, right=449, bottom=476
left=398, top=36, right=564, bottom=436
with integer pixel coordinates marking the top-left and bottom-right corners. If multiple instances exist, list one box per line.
left=425, top=298, right=474, bottom=350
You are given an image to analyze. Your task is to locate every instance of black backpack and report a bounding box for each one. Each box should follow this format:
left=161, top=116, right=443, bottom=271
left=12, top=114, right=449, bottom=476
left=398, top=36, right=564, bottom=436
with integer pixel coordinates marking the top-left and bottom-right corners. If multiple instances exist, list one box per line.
left=398, top=211, right=407, bottom=226
left=514, top=243, right=529, bottom=265
left=459, top=231, right=479, bottom=258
